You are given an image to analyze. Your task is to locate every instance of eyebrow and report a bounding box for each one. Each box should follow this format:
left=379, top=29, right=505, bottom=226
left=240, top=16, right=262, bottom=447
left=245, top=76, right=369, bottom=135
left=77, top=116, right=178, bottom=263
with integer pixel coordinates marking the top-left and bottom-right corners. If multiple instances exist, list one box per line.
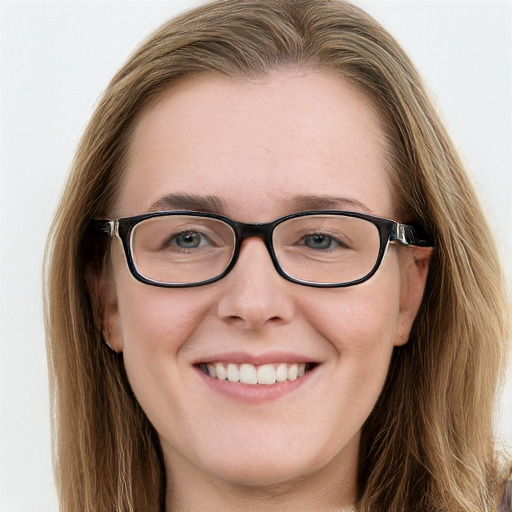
left=290, top=194, right=371, bottom=213
left=148, top=194, right=229, bottom=214
left=148, top=193, right=371, bottom=215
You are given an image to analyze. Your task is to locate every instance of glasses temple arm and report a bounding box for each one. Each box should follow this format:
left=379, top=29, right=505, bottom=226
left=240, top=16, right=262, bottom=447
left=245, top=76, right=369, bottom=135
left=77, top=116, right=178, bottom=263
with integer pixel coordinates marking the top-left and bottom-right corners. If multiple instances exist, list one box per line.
left=392, top=223, right=433, bottom=247
left=89, top=219, right=119, bottom=238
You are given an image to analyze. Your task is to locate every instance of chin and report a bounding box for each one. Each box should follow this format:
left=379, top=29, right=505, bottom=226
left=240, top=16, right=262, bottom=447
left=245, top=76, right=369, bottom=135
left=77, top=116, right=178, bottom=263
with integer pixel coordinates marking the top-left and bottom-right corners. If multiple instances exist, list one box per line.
left=195, top=436, right=342, bottom=490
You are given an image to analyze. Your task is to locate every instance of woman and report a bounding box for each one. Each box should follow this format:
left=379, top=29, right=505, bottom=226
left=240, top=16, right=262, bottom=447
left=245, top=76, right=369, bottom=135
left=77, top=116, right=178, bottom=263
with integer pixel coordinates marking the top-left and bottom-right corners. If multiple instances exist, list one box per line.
left=44, top=0, right=511, bottom=510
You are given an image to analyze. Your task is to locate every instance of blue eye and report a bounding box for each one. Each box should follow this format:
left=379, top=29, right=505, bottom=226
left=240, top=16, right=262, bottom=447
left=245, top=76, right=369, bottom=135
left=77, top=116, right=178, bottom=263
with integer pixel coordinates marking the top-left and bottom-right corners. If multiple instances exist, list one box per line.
left=303, top=233, right=348, bottom=251
left=173, top=231, right=207, bottom=249
left=304, top=234, right=336, bottom=250
left=304, top=234, right=334, bottom=249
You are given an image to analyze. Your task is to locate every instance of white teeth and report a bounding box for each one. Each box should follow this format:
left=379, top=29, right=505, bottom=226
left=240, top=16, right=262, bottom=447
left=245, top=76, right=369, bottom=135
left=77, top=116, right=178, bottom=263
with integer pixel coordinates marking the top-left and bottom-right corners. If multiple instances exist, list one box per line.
left=275, top=363, right=288, bottom=382
left=257, top=364, right=276, bottom=385
left=227, top=363, right=240, bottom=382
left=288, top=364, right=298, bottom=381
left=201, top=362, right=311, bottom=384
left=240, top=363, right=257, bottom=384
left=215, top=362, right=227, bottom=380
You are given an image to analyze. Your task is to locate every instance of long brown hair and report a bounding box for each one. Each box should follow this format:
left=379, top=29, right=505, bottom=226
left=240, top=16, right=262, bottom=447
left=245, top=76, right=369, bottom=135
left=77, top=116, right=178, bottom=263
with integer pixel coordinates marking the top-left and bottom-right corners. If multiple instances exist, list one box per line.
left=44, top=1, right=510, bottom=510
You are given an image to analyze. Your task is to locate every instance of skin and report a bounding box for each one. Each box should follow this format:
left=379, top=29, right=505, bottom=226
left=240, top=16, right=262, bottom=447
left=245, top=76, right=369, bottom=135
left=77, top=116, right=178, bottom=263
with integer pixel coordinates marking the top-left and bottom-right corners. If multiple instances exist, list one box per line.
left=101, top=69, right=432, bottom=511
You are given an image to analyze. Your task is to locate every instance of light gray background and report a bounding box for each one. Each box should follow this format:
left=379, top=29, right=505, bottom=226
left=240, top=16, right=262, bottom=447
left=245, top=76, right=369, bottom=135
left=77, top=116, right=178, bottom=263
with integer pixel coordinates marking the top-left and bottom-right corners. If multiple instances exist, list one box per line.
left=1, top=1, right=511, bottom=511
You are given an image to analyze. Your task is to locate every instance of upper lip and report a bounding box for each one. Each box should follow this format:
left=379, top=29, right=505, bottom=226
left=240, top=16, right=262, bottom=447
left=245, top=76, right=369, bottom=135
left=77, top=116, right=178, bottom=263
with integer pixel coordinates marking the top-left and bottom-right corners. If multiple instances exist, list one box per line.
left=193, top=351, right=320, bottom=366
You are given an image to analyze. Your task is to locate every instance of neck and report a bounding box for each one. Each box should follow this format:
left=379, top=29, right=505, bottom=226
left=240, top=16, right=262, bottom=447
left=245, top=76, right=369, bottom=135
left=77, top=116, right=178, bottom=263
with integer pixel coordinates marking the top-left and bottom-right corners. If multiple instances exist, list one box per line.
left=166, top=479, right=356, bottom=512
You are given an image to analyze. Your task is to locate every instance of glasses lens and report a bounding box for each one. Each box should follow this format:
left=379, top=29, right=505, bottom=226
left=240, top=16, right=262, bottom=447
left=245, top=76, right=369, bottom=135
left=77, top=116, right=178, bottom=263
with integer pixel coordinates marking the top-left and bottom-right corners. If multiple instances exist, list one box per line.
left=273, top=215, right=381, bottom=285
left=131, top=215, right=235, bottom=285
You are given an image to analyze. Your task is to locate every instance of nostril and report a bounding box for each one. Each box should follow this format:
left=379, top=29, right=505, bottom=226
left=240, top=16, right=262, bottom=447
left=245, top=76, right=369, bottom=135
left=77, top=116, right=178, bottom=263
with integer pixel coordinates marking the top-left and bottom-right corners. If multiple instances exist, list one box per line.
left=222, top=311, right=284, bottom=330
left=217, top=285, right=295, bottom=329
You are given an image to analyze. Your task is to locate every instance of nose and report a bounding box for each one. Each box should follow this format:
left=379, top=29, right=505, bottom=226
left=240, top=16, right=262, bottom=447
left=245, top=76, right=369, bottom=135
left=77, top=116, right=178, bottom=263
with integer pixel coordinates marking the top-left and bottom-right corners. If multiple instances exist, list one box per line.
left=216, top=238, right=296, bottom=330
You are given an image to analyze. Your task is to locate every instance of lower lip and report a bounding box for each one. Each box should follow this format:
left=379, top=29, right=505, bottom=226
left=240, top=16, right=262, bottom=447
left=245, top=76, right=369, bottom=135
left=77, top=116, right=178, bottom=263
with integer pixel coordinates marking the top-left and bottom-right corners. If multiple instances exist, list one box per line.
left=194, top=366, right=317, bottom=403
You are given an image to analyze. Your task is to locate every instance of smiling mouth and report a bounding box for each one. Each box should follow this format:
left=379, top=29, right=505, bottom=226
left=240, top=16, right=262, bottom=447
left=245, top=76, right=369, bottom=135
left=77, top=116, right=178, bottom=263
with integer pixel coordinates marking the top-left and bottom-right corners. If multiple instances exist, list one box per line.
left=197, top=362, right=317, bottom=385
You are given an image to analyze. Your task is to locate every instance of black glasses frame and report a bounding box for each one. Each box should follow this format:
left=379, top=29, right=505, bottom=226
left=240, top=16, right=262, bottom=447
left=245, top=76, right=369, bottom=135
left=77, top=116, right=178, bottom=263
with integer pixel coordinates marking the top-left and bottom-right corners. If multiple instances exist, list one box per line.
left=91, top=210, right=432, bottom=288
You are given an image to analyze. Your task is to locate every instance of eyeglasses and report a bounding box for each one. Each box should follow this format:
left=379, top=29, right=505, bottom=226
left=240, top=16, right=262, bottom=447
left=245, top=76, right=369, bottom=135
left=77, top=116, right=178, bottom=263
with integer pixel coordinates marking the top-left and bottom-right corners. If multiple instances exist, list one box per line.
left=91, top=210, right=432, bottom=288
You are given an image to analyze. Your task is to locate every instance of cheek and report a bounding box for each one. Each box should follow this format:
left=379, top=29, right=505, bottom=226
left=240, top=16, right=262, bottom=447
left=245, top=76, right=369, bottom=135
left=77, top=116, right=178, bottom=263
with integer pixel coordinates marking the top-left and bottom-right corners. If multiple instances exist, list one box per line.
left=114, top=280, right=217, bottom=432
left=117, top=285, right=212, bottom=358
left=305, top=283, right=402, bottom=354
left=301, top=266, right=403, bottom=400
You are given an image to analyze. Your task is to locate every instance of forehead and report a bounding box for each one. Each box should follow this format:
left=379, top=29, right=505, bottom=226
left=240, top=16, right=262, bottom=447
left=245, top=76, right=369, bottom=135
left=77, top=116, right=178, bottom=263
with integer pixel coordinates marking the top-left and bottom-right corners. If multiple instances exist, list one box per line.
left=119, top=69, right=393, bottom=220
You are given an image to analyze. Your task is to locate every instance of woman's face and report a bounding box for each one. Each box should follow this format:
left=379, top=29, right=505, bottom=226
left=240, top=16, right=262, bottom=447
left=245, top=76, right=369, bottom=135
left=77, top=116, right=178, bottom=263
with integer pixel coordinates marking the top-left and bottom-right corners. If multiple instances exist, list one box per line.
left=102, top=70, right=430, bottom=498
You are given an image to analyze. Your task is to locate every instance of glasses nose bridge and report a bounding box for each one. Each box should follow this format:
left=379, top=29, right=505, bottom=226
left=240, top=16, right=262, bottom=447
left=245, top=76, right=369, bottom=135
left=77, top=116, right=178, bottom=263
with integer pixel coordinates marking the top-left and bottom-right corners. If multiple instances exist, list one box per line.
left=235, top=222, right=276, bottom=266
left=235, top=220, right=275, bottom=251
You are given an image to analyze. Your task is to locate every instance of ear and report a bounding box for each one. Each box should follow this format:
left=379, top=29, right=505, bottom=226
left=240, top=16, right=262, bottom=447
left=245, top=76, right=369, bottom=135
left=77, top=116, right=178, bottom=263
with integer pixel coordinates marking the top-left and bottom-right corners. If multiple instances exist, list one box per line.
left=394, top=246, right=433, bottom=346
left=88, top=262, right=124, bottom=353
left=100, top=270, right=124, bottom=352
